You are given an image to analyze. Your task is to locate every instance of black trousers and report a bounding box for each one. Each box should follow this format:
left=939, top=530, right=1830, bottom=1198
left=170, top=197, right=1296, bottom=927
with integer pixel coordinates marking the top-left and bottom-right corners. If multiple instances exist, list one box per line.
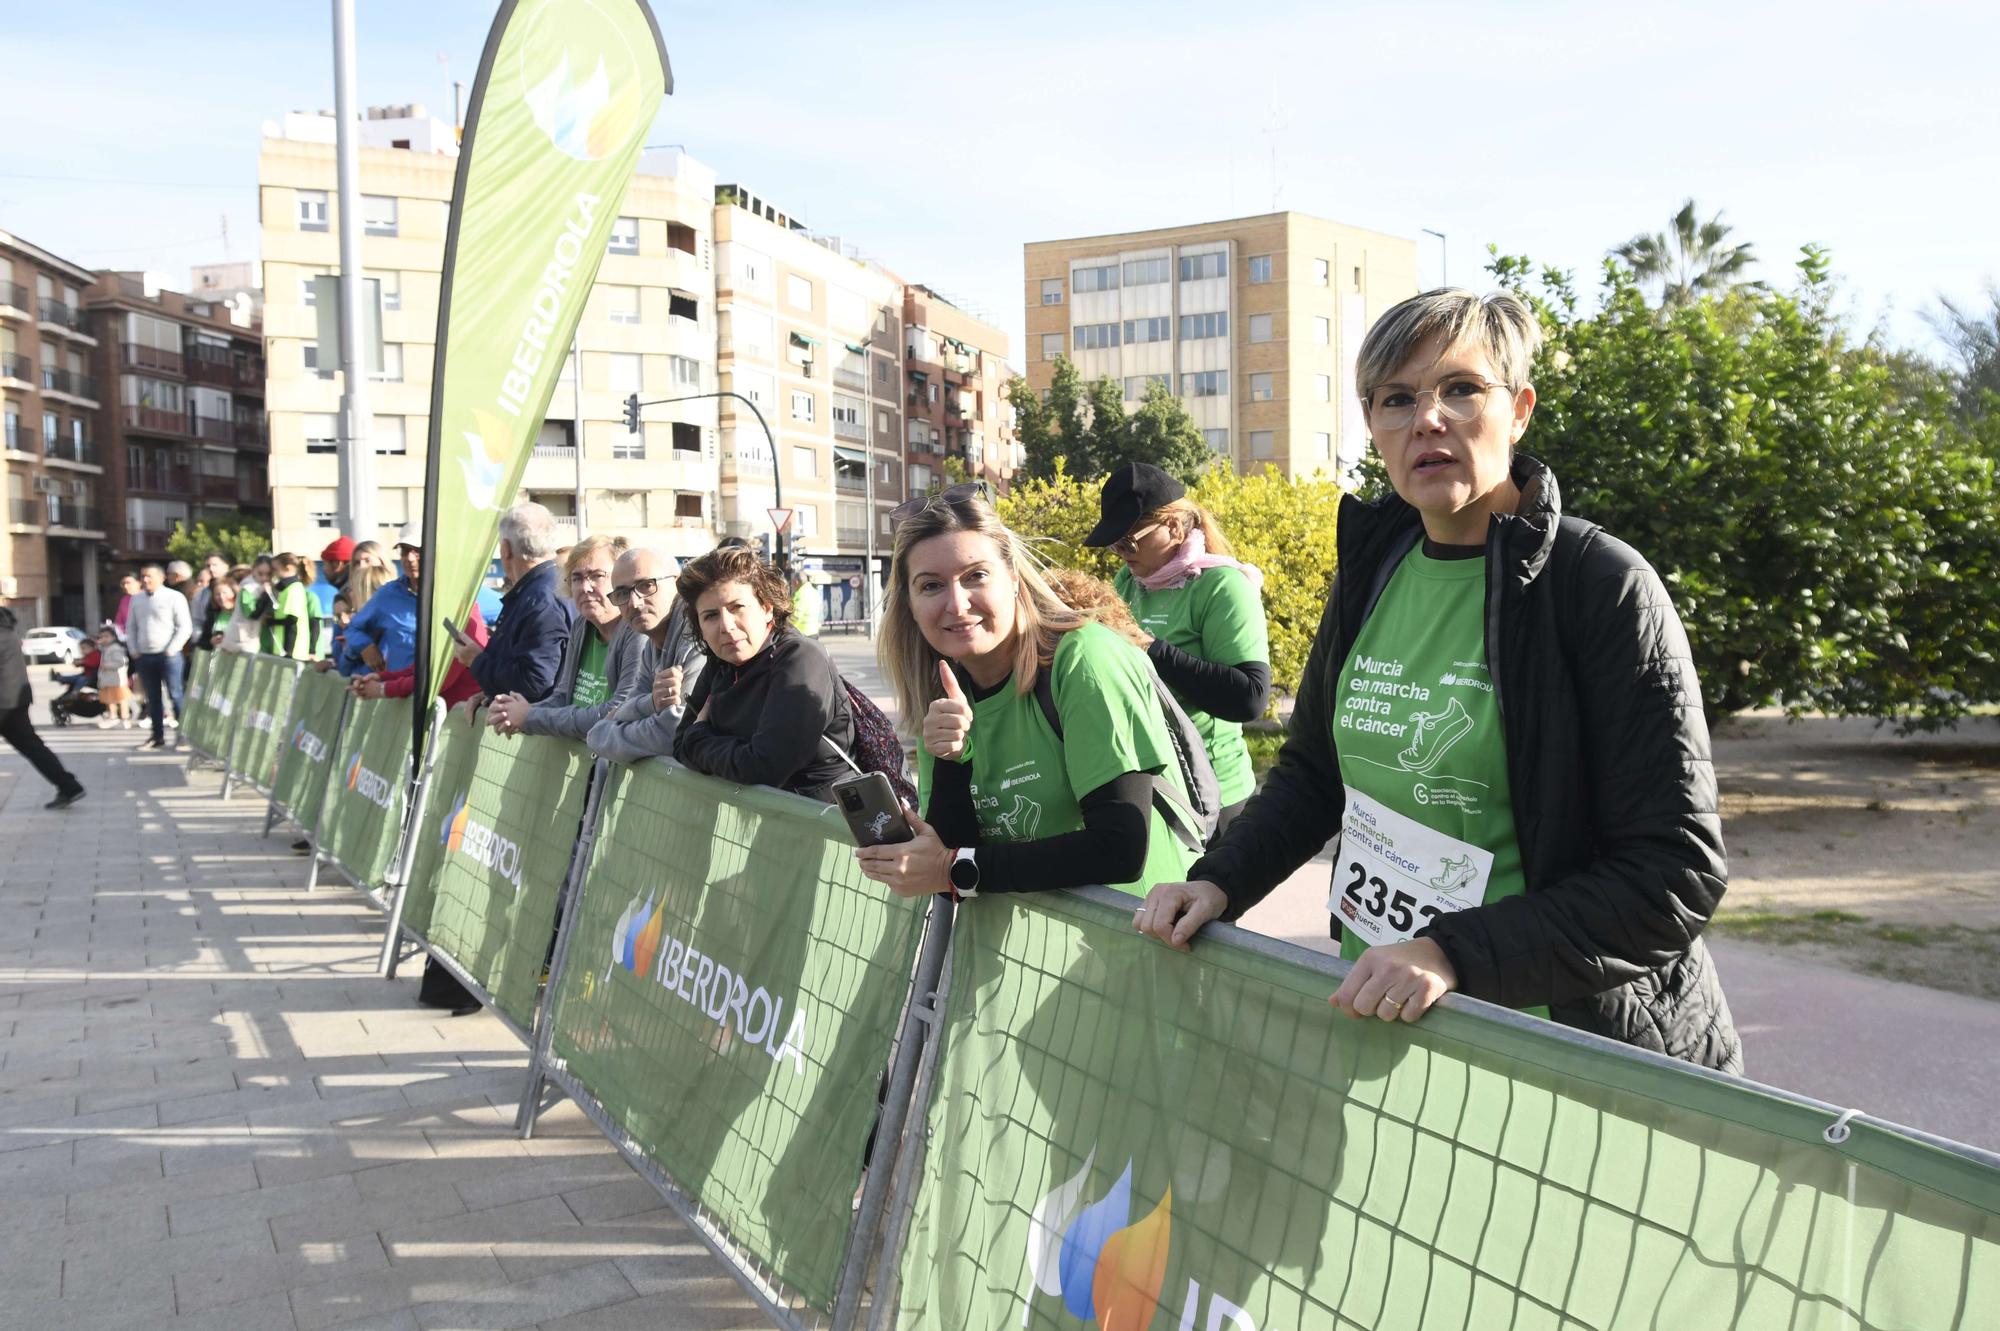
left=0, top=706, right=78, bottom=794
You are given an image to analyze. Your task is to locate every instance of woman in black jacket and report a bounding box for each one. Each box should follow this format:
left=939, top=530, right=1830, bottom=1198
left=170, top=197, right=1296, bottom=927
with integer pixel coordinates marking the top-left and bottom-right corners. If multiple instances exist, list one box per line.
left=670, top=546, right=855, bottom=801
left=1136, top=288, right=1740, bottom=1073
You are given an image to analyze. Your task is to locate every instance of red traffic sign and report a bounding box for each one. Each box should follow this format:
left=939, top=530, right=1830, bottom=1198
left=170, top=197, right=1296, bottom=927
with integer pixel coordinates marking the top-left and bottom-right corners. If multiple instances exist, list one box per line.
left=767, top=507, right=794, bottom=533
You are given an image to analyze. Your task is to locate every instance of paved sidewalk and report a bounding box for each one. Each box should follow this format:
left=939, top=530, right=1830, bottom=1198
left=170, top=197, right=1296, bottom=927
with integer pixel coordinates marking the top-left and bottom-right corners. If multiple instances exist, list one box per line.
left=0, top=701, right=764, bottom=1330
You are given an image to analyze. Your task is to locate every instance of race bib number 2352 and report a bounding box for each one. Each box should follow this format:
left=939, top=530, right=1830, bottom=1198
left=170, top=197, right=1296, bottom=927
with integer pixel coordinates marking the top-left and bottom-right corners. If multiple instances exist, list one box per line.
left=1330, top=786, right=1493, bottom=947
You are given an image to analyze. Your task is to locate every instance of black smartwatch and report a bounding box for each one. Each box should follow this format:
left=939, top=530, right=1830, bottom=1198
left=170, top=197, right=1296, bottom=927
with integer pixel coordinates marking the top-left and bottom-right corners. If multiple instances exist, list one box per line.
left=948, top=846, right=980, bottom=899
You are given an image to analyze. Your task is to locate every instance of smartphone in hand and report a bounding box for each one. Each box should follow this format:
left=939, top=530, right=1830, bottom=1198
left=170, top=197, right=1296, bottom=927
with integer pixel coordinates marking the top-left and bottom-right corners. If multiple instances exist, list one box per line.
left=442, top=617, right=471, bottom=646
left=832, top=772, right=914, bottom=847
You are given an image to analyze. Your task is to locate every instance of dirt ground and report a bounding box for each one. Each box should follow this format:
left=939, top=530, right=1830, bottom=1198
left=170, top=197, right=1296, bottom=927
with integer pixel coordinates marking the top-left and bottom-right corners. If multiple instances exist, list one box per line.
left=1709, top=711, right=2000, bottom=1000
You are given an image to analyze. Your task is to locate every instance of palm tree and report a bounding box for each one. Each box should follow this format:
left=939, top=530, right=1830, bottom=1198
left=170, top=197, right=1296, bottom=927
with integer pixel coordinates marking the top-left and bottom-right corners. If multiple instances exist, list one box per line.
left=1614, top=200, right=1758, bottom=307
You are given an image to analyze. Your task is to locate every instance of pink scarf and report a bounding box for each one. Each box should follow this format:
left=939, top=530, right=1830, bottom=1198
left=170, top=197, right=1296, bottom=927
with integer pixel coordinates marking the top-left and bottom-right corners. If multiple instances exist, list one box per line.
left=1135, top=527, right=1264, bottom=596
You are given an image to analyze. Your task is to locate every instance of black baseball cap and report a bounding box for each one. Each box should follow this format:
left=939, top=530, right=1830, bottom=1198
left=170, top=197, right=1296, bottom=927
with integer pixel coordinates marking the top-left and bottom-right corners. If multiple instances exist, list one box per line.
left=1083, top=462, right=1186, bottom=547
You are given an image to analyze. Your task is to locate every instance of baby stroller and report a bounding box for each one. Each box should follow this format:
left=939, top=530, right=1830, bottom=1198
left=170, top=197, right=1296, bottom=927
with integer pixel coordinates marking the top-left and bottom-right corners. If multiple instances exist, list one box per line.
left=48, top=669, right=108, bottom=727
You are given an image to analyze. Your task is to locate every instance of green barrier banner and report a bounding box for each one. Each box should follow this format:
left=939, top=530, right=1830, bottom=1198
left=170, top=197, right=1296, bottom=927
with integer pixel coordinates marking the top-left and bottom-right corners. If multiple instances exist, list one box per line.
left=415, top=0, right=670, bottom=720
left=420, top=725, right=590, bottom=1029
left=394, top=704, right=484, bottom=944
left=320, top=695, right=414, bottom=890
left=224, top=654, right=275, bottom=776
left=895, top=890, right=2000, bottom=1331
left=233, top=657, right=298, bottom=792
left=185, top=650, right=243, bottom=757
left=180, top=651, right=217, bottom=752
left=270, top=668, right=348, bottom=833
left=548, top=761, right=926, bottom=1311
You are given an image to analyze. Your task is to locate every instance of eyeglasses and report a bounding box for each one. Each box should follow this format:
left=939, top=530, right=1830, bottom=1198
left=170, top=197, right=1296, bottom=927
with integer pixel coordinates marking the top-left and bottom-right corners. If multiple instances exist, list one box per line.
left=1111, top=522, right=1165, bottom=557
left=569, top=569, right=612, bottom=590
left=889, top=480, right=991, bottom=527
left=609, top=576, right=666, bottom=606
left=1365, top=377, right=1509, bottom=432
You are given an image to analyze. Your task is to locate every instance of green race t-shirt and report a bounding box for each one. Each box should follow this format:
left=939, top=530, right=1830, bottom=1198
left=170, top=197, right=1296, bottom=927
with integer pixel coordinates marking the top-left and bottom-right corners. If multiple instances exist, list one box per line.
left=571, top=630, right=611, bottom=709
left=1333, top=548, right=1541, bottom=1014
left=918, top=621, right=1196, bottom=898
left=1115, top=564, right=1269, bottom=805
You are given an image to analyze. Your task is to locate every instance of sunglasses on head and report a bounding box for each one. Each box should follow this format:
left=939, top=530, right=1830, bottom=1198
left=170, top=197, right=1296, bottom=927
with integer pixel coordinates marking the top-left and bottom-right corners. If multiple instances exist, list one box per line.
left=608, top=576, right=666, bottom=606
left=888, top=480, right=991, bottom=527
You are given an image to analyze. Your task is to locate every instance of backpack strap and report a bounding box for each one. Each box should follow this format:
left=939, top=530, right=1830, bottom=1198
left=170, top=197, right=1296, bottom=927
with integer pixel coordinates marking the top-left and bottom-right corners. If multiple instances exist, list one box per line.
left=1034, top=660, right=1208, bottom=854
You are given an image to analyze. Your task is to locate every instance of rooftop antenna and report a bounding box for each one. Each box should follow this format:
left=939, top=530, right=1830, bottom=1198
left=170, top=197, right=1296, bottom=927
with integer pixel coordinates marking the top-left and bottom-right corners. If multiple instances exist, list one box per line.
left=1261, top=97, right=1288, bottom=212
left=219, top=213, right=230, bottom=261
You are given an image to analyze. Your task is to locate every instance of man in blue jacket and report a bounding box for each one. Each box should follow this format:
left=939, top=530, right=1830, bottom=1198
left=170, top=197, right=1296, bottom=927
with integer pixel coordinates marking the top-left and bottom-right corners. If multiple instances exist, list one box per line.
left=344, top=523, right=423, bottom=674
left=454, top=501, right=575, bottom=703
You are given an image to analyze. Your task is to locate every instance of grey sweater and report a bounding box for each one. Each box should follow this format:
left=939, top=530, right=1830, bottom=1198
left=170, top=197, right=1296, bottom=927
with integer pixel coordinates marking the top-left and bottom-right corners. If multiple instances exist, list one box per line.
left=127, top=588, right=192, bottom=655
left=587, top=604, right=705, bottom=764
left=519, top=621, right=647, bottom=741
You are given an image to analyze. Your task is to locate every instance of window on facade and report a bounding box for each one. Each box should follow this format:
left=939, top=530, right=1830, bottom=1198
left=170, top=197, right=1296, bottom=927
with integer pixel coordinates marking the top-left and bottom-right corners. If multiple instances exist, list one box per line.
left=1123, top=375, right=1169, bottom=400
left=794, top=445, right=818, bottom=478
left=786, top=274, right=814, bottom=311
left=1181, top=371, right=1226, bottom=398
left=362, top=194, right=397, bottom=236
left=1121, top=317, right=1170, bottom=344
left=1178, top=312, right=1227, bottom=340
left=670, top=355, right=701, bottom=389
left=606, top=285, right=641, bottom=324
left=1204, top=428, right=1229, bottom=453
left=608, top=353, right=642, bottom=395
left=298, top=190, right=329, bottom=231
left=908, top=462, right=934, bottom=493
left=1072, top=264, right=1119, bottom=293
left=1072, top=323, right=1120, bottom=351
left=44, top=412, right=59, bottom=446
left=791, top=390, right=815, bottom=422
left=1041, top=332, right=1063, bottom=361
left=1314, top=316, right=1331, bottom=344
left=616, top=428, right=646, bottom=460
left=302, top=341, right=331, bottom=378
left=794, top=506, right=817, bottom=537
left=371, top=343, right=404, bottom=382
left=1248, top=255, right=1273, bottom=284
left=1315, top=373, right=1333, bottom=401
left=304, top=413, right=338, bottom=453
left=373, top=270, right=401, bottom=310
left=1250, top=430, right=1275, bottom=459
left=1314, top=431, right=1332, bottom=458
left=608, top=216, right=640, bottom=255
left=1040, top=277, right=1064, bottom=306
left=1122, top=257, right=1170, bottom=286
left=876, top=409, right=889, bottom=434
left=672, top=422, right=701, bottom=454
left=667, top=222, right=698, bottom=255
left=1249, top=372, right=1275, bottom=402
left=832, top=394, right=862, bottom=428
left=1314, top=258, right=1331, bottom=286
left=1179, top=252, right=1227, bottom=281
left=1248, top=313, right=1274, bottom=343
left=669, top=290, right=699, bottom=323
left=372, top=416, right=406, bottom=455
left=3, top=408, right=19, bottom=452
left=305, top=488, right=338, bottom=528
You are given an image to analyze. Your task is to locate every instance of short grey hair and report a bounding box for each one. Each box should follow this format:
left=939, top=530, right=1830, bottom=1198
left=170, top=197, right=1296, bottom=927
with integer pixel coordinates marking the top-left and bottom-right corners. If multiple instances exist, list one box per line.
left=1356, top=288, right=1542, bottom=405
left=498, top=501, right=558, bottom=561
left=165, top=560, right=193, bottom=579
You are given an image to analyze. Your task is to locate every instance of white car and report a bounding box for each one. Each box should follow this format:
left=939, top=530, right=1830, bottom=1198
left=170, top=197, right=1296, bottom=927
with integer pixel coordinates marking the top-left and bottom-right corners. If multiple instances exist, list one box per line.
left=21, top=626, right=87, bottom=664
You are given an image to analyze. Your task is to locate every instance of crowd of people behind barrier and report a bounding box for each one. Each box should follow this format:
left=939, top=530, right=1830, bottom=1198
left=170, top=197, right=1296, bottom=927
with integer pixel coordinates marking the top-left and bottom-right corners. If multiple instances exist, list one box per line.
left=0, top=286, right=1739, bottom=1070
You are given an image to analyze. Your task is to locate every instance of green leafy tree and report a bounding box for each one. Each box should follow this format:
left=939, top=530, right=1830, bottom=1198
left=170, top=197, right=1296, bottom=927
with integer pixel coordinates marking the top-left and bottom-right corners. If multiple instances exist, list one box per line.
left=1613, top=199, right=1758, bottom=308
left=1009, top=357, right=1219, bottom=485
left=1101, top=379, right=1217, bottom=485
left=166, top=513, right=271, bottom=568
left=1927, top=281, right=2000, bottom=421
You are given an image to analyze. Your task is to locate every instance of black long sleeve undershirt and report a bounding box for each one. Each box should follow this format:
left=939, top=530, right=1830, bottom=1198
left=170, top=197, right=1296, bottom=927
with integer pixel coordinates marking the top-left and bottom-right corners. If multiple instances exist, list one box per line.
left=925, top=758, right=1153, bottom=893
left=1145, top=638, right=1270, bottom=722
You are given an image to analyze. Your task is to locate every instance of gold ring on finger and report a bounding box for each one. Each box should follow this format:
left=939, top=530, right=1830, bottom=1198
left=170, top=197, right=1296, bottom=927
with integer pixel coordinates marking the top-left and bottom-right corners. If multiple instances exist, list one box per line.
left=1385, top=998, right=1405, bottom=1012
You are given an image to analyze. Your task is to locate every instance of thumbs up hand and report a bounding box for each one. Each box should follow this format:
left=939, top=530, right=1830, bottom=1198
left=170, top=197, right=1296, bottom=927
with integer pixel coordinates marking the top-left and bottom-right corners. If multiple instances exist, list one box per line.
left=923, top=659, right=975, bottom=761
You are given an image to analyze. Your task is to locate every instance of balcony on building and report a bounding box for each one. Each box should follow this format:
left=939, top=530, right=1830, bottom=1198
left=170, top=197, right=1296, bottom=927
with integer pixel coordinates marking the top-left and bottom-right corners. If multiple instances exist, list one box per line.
left=44, top=432, right=99, bottom=468
left=186, top=341, right=234, bottom=387
left=122, top=340, right=184, bottom=376
left=834, top=447, right=868, bottom=494
left=46, top=501, right=102, bottom=534
left=0, top=352, right=31, bottom=388
left=10, top=498, right=43, bottom=526
left=0, top=281, right=29, bottom=319
left=125, top=404, right=192, bottom=438
left=37, top=297, right=96, bottom=342
left=41, top=366, right=99, bottom=403
left=125, top=525, right=175, bottom=552
left=189, top=412, right=235, bottom=443
left=233, top=417, right=268, bottom=450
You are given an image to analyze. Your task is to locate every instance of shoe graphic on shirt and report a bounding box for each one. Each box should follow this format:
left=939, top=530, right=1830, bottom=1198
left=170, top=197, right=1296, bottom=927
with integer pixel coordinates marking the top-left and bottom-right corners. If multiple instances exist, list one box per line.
left=1398, top=696, right=1473, bottom=775
left=1430, top=854, right=1478, bottom=897
left=994, top=793, right=1043, bottom=841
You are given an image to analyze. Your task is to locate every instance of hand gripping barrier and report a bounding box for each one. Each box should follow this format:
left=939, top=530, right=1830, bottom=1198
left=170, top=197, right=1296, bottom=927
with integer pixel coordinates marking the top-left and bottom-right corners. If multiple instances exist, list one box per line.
left=174, top=672, right=2000, bottom=1330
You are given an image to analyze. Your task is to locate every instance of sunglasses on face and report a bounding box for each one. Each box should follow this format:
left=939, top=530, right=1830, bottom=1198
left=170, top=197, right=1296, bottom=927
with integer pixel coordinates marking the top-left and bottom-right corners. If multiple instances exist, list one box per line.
left=1111, top=522, right=1165, bottom=557
left=889, top=480, right=991, bottom=527
left=609, top=576, right=666, bottom=606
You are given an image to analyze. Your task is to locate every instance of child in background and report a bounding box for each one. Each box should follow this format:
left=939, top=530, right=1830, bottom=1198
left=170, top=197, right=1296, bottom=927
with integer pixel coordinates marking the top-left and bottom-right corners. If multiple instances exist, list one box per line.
left=95, top=628, right=133, bottom=729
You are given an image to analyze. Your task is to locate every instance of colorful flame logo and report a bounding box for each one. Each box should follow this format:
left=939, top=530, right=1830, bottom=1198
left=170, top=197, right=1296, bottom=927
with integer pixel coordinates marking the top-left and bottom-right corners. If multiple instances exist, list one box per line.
left=1026, top=1156, right=1172, bottom=1328
left=525, top=51, right=642, bottom=161
left=609, top=892, right=665, bottom=977
left=458, top=410, right=513, bottom=513
left=345, top=752, right=362, bottom=789
left=439, top=792, right=469, bottom=850
left=291, top=720, right=305, bottom=750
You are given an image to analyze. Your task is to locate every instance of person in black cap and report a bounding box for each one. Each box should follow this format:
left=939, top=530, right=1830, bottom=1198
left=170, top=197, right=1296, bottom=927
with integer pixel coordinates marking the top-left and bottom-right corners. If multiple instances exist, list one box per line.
left=1084, top=462, right=1270, bottom=836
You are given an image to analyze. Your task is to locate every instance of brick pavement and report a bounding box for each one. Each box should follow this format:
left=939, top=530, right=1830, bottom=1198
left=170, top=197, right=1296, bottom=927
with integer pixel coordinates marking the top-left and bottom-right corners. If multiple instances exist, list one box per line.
left=0, top=694, right=766, bottom=1331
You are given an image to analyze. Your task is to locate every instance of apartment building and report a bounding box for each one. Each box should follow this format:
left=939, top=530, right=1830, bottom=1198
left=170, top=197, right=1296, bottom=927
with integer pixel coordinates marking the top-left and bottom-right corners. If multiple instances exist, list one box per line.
left=902, top=285, right=1017, bottom=496
left=258, top=108, right=723, bottom=561
left=1024, top=212, right=1418, bottom=478
left=713, top=184, right=904, bottom=619
left=88, top=272, right=270, bottom=585
left=1, top=231, right=106, bottom=628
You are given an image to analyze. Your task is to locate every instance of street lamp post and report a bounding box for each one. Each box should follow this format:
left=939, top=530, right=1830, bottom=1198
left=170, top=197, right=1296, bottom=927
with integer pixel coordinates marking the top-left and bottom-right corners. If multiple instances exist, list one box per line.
left=1421, top=228, right=1448, bottom=287
left=624, top=390, right=784, bottom=562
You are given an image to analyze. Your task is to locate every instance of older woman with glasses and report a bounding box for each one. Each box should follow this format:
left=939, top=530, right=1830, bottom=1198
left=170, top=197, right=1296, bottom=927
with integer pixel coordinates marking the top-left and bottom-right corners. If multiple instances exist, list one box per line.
left=1136, top=288, right=1740, bottom=1072
left=487, top=534, right=638, bottom=738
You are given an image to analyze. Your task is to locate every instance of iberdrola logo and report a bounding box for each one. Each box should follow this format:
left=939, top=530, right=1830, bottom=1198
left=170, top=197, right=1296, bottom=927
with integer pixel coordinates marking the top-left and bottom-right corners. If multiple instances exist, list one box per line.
left=459, top=408, right=514, bottom=513
left=1023, top=1151, right=1172, bottom=1329
left=610, top=891, right=666, bottom=977
left=439, top=791, right=470, bottom=850
left=345, top=752, right=362, bottom=790
left=518, top=2, right=648, bottom=162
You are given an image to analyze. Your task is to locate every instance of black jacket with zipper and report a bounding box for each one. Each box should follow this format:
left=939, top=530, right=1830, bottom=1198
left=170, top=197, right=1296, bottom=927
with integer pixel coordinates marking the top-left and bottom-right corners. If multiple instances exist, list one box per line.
left=1193, top=454, right=1741, bottom=1072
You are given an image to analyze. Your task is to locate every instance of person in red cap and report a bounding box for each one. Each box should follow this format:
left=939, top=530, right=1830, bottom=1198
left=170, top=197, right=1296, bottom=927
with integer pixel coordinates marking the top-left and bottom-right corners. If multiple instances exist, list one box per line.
left=312, top=535, right=356, bottom=662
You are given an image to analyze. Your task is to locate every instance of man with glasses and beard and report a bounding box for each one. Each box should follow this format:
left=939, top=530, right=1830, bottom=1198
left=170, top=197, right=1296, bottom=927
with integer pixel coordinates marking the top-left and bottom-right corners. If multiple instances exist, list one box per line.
left=587, top=548, right=703, bottom=762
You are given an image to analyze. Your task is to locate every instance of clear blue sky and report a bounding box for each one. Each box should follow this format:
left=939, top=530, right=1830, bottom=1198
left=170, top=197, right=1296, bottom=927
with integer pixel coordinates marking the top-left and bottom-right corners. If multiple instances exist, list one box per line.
left=5, top=0, right=1994, bottom=364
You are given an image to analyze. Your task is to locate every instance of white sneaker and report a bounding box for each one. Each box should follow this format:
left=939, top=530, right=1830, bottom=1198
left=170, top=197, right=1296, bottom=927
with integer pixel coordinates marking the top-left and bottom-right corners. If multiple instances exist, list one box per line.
left=165, top=715, right=179, bottom=730
left=95, top=717, right=113, bottom=729
left=122, top=718, right=134, bottom=729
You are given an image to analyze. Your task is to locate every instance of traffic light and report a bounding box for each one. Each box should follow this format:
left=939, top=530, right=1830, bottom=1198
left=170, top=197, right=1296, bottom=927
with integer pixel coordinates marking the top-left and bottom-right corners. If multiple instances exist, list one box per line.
left=754, top=533, right=772, bottom=562
left=622, top=392, right=640, bottom=432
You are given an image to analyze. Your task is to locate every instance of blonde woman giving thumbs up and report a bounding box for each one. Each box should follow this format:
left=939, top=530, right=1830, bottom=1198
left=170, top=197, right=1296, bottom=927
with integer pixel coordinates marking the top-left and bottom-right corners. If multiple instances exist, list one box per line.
left=856, top=485, right=1197, bottom=903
